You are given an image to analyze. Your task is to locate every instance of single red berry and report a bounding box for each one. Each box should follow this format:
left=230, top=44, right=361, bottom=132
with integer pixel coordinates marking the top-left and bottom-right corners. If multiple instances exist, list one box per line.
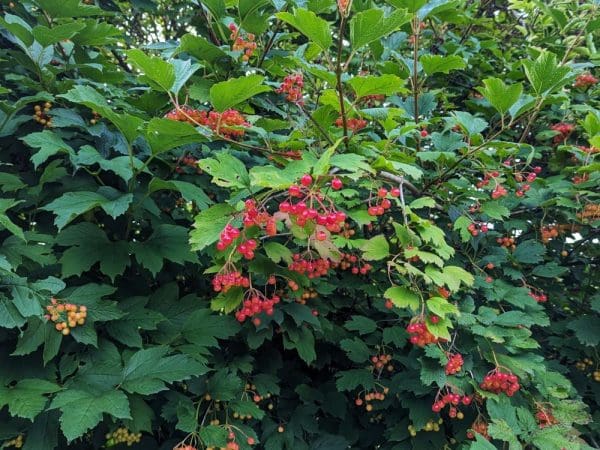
left=420, top=129, right=428, bottom=137
left=331, top=178, right=343, bottom=190
left=300, top=174, right=313, bottom=186
left=247, top=437, right=255, bottom=445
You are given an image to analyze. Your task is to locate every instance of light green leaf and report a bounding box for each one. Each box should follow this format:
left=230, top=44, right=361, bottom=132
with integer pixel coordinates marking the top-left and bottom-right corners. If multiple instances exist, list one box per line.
left=347, top=74, right=404, bottom=98
left=482, top=201, right=510, bottom=220
left=198, top=153, right=250, bottom=189
left=126, top=49, right=175, bottom=92
left=32, top=22, right=86, bottom=46
left=420, top=55, right=466, bottom=75
left=21, top=131, right=75, bottom=169
left=427, top=296, right=459, bottom=318
left=522, top=51, right=572, bottom=95
left=350, top=8, right=410, bottom=49
left=384, top=286, right=420, bottom=311
left=189, top=204, right=236, bottom=251
left=145, top=118, right=206, bottom=154
left=35, top=0, right=106, bottom=18
left=209, top=75, right=270, bottom=112
left=0, top=379, right=61, bottom=420
left=344, top=316, right=377, bottom=335
left=477, top=78, right=523, bottom=115
left=276, top=8, right=332, bottom=50
left=361, top=235, right=389, bottom=261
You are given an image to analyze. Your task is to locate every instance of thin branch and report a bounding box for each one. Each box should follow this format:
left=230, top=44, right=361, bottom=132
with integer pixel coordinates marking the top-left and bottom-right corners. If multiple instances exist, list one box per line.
left=335, top=16, right=349, bottom=151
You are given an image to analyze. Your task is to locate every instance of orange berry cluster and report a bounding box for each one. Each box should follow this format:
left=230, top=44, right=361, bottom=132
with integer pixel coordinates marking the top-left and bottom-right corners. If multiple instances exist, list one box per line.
left=573, top=73, right=598, bottom=88
left=406, top=319, right=441, bottom=347
left=467, top=419, right=489, bottom=440
left=467, top=221, right=489, bottom=237
left=4, top=435, right=23, bottom=448
left=573, top=172, right=590, bottom=185
left=229, top=24, right=257, bottom=62
left=355, top=387, right=389, bottom=411
left=45, top=298, right=87, bottom=336
left=541, top=225, right=559, bottom=244
left=496, top=236, right=516, bottom=250
left=276, top=73, right=304, bottom=105
left=335, top=116, right=367, bottom=132
left=33, top=102, right=52, bottom=127
left=105, top=428, right=142, bottom=447
left=332, top=253, right=372, bottom=275
left=437, top=286, right=451, bottom=299
left=165, top=107, right=249, bottom=139
left=551, top=122, right=575, bottom=144
left=535, top=408, right=559, bottom=428
left=445, top=353, right=464, bottom=375
left=578, top=204, right=600, bottom=221
left=480, top=369, right=520, bottom=396
left=370, top=354, right=393, bottom=371
left=358, top=94, right=385, bottom=107
left=298, top=288, right=317, bottom=304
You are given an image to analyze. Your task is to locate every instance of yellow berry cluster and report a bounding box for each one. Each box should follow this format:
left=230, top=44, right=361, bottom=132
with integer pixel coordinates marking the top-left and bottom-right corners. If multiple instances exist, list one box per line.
left=354, top=387, right=390, bottom=411
left=575, top=358, right=594, bottom=371
left=33, top=102, right=52, bottom=127
left=4, top=435, right=23, bottom=448
left=45, top=297, right=88, bottom=336
left=298, top=288, right=317, bottom=304
left=594, top=370, right=600, bottom=382
left=105, top=427, right=142, bottom=447
left=90, top=110, right=101, bottom=125
left=407, top=418, right=443, bottom=437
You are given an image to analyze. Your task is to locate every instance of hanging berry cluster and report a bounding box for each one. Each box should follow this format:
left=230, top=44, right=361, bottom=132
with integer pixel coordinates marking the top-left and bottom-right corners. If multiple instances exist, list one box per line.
left=165, top=107, right=249, bottom=139
left=229, top=23, right=257, bottom=62
left=367, top=187, right=400, bottom=216
left=467, top=221, right=489, bottom=237
left=276, top=73, right=304, bottom=105
left=541, top=225, right=559, bottom=243
left=105, top=428, right=142, bottom=447
left=289, top=254, right=331, bottom=278
left=234, top=293, right=280, bottom=324
left=551, top=122, right=575, bottom=144
left=335, top=116, right=367, bottom=132
left=4, top=435, right=23, bottom=449
left=497, top=236, right=516, bottom=250
left=354, top=387, right=389, bottom=412
left=33, top=102, right=52, bottom=127
left=445, top=353, right=464, bottom=375
left=332, top=253, right=372, bottom=275
left=480, top=369, right=520, bottom=396
left=212, top=270, right=250, bottom=293
left=370, top=354, right=393, bottom=371
left=406, top=319, right=442, bottom=347
left=45, top=298, right=87, bottom=336
left=573, top=72, right=598, bottom=89
left=431, top=390, right=472, bottom=413
left=175, top=154, right=201, bottom=174
left=528, top=290, right=547, bottom=303
left=535, top=407, right=559, bottom=428
left=467, top=419, right=490, bottom=440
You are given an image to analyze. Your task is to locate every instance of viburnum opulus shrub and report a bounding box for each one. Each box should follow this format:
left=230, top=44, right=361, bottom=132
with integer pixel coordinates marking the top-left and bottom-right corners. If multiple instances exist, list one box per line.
left=0, top=0, right=599, bottom=449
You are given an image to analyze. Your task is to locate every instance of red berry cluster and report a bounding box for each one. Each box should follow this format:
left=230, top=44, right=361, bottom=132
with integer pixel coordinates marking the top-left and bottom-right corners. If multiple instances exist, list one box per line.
left=236, top=238, right=258, bottom=260
left=467, top=419, right=490, bottom=440
left=229, top=24, right=257, bottom=62
left=467, top=221, right=488, bottom=237
left=491, top=184, right=508, bottom=199
left=480, top=369, right=520, bottom=396
left=276, top=73, right=304, bottom=105
left=217, top=224, right=241, bottom=251
left=529, top=290, right=547, bottom=303
left=234, top=294, right=280, bottom=323
left=551, top=122, right=575, bottom=144
left=406, top=320, right=440, bottom=347
left=573, top=173, right=590, bottom=185
left=574, top=73, right=598, bottom=89
left=445, top=353, right=464, bottom=375
left=289, top=254, right=331, bottom=278
left=335, top=117, right=367, bottom=132
left=165, top=107, right=249, bottom=138
left=212, top=270, right=250, bottom=293
left=475, top=171, right=498, bottom=188
left=242, top=200, right=277, bottom=235
left=367, top=187, right=400, bottom=216
left=535, top=408, right=559, bottom=428
left=358, top=94, right=385, bottom=107
left=164, top=106, right=205, bottom=123
left=279, top=174, right=347, bottom=232
left=438, top=287, right=451, bottom=299
left=175, top=154, right=201, bottom=174
left=370, top=354, right=393, bottom=371
left=497, top=236, right=516, bottom=250
left=431, top=391, right=472, bottom=413
left=541, top=225, right=559, bottom=244
left=332, top=253, right=372, bottom=275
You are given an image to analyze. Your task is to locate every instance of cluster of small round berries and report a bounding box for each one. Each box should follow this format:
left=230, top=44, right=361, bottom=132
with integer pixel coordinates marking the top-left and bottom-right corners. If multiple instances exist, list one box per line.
left=105, top=428, right=142, bottom=447
left=367, top=187, right=400, bottom=216
left=575, top=358, right=594, bottom=371
left=236, top=238, right=258, bottom=260
left=165, top=107, right=249, bottom=138
left=289, top=254, right=331, bottom=278
left=33, top=102, right=52, bottom=127
left=90, top=110, right=101, bottom=125
left=370, top=354, right=393, bottom=371
left=573, top=172, right=590, bottom=185
left=407, top=419, right=442, bottom=437
left=467, top=419, right=489, bottom=440
left=437, top=286, right=451, bottom=299
left=551, top=122, right=575, bottom=144
left=480, top=369, right=520, bottom=396
left=541, top=225, right=559, bottom=244
left=431, top=392, right=472, bottom=413
left=174, top=445, right=197, bottom=450
left=235, top=294, right=280, bottom=324
left=445, top=353, right=464, bottom=375
left=276, top=73, right=304, bottom=105
left=229, top=24, right=257, bottom=62
left=406, top=320, right=441, bottom=347
left=475, top=171, right=496, bottom=189
left=340, top=223, right=356, bottom=238
left=211, top=270, right=250, bottom=293
left=355, top=387, right=389, bottom=411
left=332, top=253, right=372, bottom=275
left=335, top=117, right=367, bottom=132
left=4, top=435, right=23, bottom=449
left=280, top=174, right=347, bottom=232
left=358, top=94, right=385, bottom=107
left=297, top=288, right=317, bottom=304
left=216, top=224, right=241, bottom=251
left=535, top=408, right=559, bottom=428
left=529, top=290, right=547, bottom=303
left=175, top=154, right=201, bottom=174
left=594, top=370, right=600, bottom=382
left=45, top=298, right=87, bottom=336
left=467, top=221, right=489, bottom=237
left=573, top=73, right=598, bottom=88
left=164, top=106, right=206, bottom=123
left=497, top=236, right=516, bottom=250
left=491, top=184, right=508, bottom=199
left=578, top=203, right=600, bottom=222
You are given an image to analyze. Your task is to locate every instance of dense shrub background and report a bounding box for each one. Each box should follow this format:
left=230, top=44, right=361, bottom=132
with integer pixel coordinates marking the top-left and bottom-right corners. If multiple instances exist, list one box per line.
left=0, top=0, right=598, bottom=449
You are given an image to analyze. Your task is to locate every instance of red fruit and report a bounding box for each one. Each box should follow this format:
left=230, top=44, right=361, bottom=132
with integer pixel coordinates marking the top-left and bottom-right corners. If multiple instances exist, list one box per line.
left=429, top=315, right=440, bottom=324
left=252, top=317, right=261, bottom=326
left=420, top=129, right=428, bottom=137
left=300, top=174, right=313, bottom=186
left=377, top=187, right=388, bottom=198
left=331, top=178, right=343, bottom=190
left=247, top=437, right=255, bottom=445
left=316, top=231, right=327, bottom=241
left=485, top=276, right=493, bottom=283
left=390, top=187, right=401, bottom=197
left=384, top=299, right=393, bottom=309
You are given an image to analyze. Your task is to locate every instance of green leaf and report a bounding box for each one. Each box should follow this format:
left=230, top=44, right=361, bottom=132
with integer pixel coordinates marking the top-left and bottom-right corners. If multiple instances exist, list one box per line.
left=481, top=201, right=510, bottom=220
left=206, top=370, right=242, bottom=401
left=477, top=78, right=523, bottom=115
left=209, top=75, right=270, bottom=112
left=126, top=49, right=175, bottom=92
left=32, top=22, right=86, bottom=46
left=340, top=338, right=370, bottom=363
left=264, top=242, right=293, bottom=264
left=284, top=327, right=316, bottom=364
left=452, top=111, right=488, bottom=136
left=349, top=8, right=410, bottom=49
left=361, top=235, right=389, bottom=261
left=427, top=297, right=459, bottom=319
left=335, top=369, right=375, bottom=391
left=198, top=153, right=250, bottom=189
left=147, top=178, right=211, bottom=209
left=0, top=297, right=26, bottom=329
left=50, top=389, right=131, bottom=442
left=384, top=286, right=420, bottom=311
left=21, top=130, right=75, bottom=169
left=182, top=309, right=240, bottom=348
left=41, top=191, right=133, bottom=230
left=567, top=316, right=600, bottom=347
left=35, top=0, right=106, bottom=18
left=145, top=118, right=206, bottom=154
left=522, top=51, right=572, bottom=95
left=420, top=55, right=466, bottom=75
left=178, top=33, right=229, bottom=64
left=347, top=74, right=404, bottom=98
left=0, top=379, right=61, bottom=420
left=120, top=347, right=208, bottom=395
left=276, top=8, right=332, bottom=50
left=190, top=204, right=236, bottom=251
left=513, top=240, right=545, bottom=264
left=344, top=316, right=377, bottom=335
left=200, top=426, right=229, bottom=447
